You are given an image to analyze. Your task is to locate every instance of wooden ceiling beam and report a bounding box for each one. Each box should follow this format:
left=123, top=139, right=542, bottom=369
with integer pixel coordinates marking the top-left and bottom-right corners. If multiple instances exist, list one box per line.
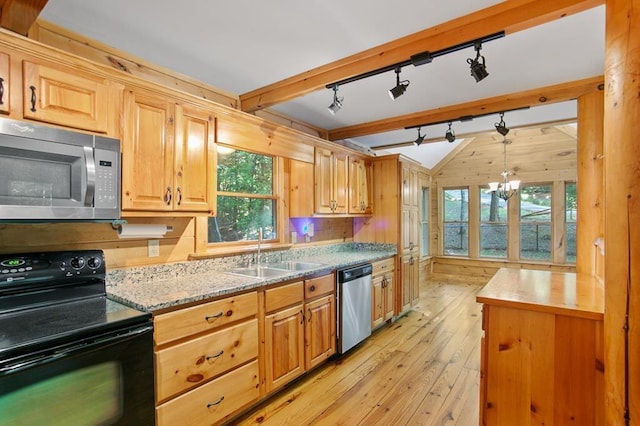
left=327, top=76, right=604, bottom=141
left=239, top=0, right=603, bottom=112
left=0, top=0, right=49, bottom=36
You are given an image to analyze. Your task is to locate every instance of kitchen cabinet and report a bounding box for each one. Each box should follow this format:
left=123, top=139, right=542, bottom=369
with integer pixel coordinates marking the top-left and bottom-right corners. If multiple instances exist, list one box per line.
left=348, top=157, right=373, bottom=214
left=288, top=159, right=315, bottom=218
left=22, top=60, right=114, bottom=133
left=264, top=273, right=335, bottom=393
left=122, top=88, right=215, bottom=213
left=315, top=147, right=347, bottom=214
left=477, top=269, right=604, bottom=425
left=400, top=253, right=419, bottom=313
left=371, top=257, right=395, bottom=329
left=153, top=291, right=260, bottom=425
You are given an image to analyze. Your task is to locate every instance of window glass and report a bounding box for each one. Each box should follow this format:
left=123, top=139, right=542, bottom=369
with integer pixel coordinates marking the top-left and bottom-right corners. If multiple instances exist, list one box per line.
left=520, top=184, right=552, bottom=261
left=565, top=182, right=577, bottom=263
left=443, top=188, right=468, bottom=256
left=480, top=187, right=507, bottom=258
left=421, top=187, right=429, bottom=256
left=208, top=148, right=277, bottom=243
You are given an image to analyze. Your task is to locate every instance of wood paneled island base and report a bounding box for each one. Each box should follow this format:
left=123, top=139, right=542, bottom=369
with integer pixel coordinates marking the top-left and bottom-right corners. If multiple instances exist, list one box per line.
left=477, top=268, right=604, bottom=425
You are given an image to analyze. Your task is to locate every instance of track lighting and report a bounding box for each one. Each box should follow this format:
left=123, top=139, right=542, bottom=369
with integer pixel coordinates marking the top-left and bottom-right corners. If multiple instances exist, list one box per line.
left=467, top=42, right=489, bottom=83
left=494, top=112, right=510, bottom=136
left=327, top=84, right=343, bottom=115
left=445, top=122, right=456, bottom=143
left=414, top=127, right=425, bottom=146
left=388, top=67, right=409, bottom=100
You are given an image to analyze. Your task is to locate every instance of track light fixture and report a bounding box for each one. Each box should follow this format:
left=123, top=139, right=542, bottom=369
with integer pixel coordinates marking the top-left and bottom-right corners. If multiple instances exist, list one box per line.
left=388, top=67, right=410, bottom=100
left=414, top=127, right=425, bottom=146
left=445, top=122, right=456, bottom=143
left=494, top=112, right=510, bottom=136
left=467, top=42, right=489, bottom=83
left=327, top=84, right=343, bottom=115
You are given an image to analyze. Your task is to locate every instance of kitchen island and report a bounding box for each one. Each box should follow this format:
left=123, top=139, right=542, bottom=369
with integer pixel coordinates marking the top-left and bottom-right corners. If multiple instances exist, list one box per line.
left=477, top=268, right=604, bottom=425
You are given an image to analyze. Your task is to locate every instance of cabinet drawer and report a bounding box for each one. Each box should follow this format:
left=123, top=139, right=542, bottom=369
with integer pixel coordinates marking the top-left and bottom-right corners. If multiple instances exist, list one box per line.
left=372, top=257, right=395, bottom=276
left=154, top=292, right=257, bottom=346
left=265, top=281, right=303, bottom=313
left=155, top=319, right=258, bottom=402
left=304, top=274, right=334, bottom=299
left=156, top=359, right=260, bottom=426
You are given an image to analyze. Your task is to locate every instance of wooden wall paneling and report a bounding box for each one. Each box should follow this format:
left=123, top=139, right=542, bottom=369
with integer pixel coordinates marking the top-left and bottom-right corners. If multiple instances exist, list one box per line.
left=507, top=189, right=520, bottom=262
left=432, top=256, right=576, bottom=278
left=0, top=217, right=195, bottom=268
left=576, top=91, right=604, bottom=276
left=603, top=0, right=640, bottom=423
left=289, top=218, right=353, bottom=245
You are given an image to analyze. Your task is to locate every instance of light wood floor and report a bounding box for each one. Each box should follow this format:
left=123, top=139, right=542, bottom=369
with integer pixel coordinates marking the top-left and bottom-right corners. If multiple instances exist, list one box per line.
left=232, top=273, right=488, bottom=426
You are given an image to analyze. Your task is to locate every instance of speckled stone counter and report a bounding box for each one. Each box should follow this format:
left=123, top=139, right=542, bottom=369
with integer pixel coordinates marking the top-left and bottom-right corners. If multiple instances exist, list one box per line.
left=106, top=243, right=396, bottom=312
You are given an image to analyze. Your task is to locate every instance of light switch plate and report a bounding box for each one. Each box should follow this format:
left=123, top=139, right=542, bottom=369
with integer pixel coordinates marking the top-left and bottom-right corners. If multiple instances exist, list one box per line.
left=148, top=239, right=160, bottom=257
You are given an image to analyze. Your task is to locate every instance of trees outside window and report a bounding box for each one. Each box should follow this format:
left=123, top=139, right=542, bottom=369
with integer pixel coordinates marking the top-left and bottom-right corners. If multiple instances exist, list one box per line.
left=480, top=188, right=507, bottom=258
left=443, top=188, right=468, bottom=256
left=208, top=148, right=277, bottom=243
left=520, top=184, right=552, bottom=261
left=565, top=182, right=577, bottom=263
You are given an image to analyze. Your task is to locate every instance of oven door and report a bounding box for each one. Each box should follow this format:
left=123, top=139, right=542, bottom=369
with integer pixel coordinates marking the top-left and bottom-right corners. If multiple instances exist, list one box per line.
left=0, top=323, right=154, bottom=426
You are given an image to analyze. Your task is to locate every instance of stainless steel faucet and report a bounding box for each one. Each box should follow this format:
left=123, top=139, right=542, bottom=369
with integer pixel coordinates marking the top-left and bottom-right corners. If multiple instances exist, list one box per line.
left=256, top=228, right=262, bottom=266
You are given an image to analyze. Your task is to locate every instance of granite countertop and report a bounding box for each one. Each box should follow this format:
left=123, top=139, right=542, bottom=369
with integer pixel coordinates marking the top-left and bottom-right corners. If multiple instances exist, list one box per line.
left=107, top=245, right=395, bottom=313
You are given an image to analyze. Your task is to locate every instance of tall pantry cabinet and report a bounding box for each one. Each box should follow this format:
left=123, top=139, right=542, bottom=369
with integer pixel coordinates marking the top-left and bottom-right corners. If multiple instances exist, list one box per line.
left=353, top=154, right=425, bottom=316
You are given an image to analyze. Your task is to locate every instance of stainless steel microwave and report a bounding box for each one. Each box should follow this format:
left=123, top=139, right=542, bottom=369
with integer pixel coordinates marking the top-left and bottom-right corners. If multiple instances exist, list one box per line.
left=0, top=117, right=121, bottom=220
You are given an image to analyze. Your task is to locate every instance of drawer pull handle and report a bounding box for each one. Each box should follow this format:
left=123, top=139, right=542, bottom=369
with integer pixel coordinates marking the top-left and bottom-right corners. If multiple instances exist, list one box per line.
left=205, top=312, right=224, bottom=321
left=207, top=396, right=225, bottom=408
left=206, top=350, right=224, bottom=360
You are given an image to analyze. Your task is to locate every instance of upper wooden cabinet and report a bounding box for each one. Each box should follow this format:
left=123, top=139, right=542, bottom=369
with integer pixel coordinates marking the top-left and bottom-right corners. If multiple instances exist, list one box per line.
left=348, top=157, right=373, bottom=215
left=22, top=60, right=113, bottom=133
left=315, top=147, right=348, bottom=214
left=122, top=89, right=216, bottom=213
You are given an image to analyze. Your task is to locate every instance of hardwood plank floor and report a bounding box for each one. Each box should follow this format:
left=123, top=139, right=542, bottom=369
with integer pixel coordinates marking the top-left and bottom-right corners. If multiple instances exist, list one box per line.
left=231, top=273, right=488, bottom=426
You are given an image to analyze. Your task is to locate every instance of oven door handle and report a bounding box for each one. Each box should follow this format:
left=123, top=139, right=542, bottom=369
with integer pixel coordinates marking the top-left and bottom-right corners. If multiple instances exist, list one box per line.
left=0, top=324, right=153, bottom=375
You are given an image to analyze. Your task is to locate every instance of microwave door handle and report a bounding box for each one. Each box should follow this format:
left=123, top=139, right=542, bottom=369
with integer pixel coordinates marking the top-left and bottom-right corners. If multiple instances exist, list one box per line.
left=83, top=146, right=96, bottom=206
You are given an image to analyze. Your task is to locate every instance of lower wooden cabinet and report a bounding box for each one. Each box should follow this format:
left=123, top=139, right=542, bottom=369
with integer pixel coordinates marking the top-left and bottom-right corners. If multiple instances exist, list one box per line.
left=372, top=257, right=395, bottom=329
left=153, top=291, right=259, bottom=425
left=399, top=253, right=419, bottom=314
left=264, top=274, right=335, bottom=393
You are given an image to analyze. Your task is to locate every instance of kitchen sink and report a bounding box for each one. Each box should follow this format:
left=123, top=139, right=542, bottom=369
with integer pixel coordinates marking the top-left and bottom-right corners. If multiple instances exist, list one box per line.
left=228, top=266, right=291, bottom=278
left=266, top=261, right=327, bottom=271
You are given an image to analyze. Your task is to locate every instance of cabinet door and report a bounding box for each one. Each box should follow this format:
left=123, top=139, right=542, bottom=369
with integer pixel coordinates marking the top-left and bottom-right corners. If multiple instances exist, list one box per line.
left=22, top=60, right=109, bottom=133
left=174, top=104, right=215, bottom=213
left=264, top=304, right=305, bottom=393
left=122, top=89, right=175, bottom=211
left=289, top=160, right=315, bottom=217
left=305, top=294, right=336, bottom=370
left=332, top=152, right=348, bottom=214
left=0, top=52, right=9, bottom=115
left=314, top=147, right=333, bottom=214
left=383, top=273, right=395, bottom=321
left=372, top=275, right=384, bottom=328
left=348, top=158, right=372, bottom=214
left=399, top=254, right=414, bottom=314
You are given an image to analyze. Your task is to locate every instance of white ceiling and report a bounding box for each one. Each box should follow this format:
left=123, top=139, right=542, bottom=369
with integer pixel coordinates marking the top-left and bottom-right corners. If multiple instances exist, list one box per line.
left=39, top=1, right=605, bottom=169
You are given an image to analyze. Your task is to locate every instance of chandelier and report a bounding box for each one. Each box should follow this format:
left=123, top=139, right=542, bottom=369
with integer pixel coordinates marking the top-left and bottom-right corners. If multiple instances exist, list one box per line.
left=488, top=136, right=520, bottom=201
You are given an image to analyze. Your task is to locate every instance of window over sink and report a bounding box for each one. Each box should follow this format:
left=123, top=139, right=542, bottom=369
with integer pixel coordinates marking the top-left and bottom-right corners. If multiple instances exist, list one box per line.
left=208, top=146, right=278, bottom=244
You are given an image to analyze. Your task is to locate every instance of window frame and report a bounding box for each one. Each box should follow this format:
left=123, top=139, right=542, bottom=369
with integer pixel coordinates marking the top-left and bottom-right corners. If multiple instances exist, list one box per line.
left=206, top=145, right=283, bottom=248
left=441, top=187, right=470, bottom=257
left=519, top=182, right=553, bottom=262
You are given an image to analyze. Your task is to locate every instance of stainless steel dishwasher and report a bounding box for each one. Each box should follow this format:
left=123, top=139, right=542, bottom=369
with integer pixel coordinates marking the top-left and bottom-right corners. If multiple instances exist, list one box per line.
left=337, top=263, right=373, bottom=354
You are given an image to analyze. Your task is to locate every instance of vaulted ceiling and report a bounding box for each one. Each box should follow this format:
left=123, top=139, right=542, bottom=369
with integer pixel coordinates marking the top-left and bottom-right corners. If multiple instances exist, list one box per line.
left=4, top=0, right=605, bottom=168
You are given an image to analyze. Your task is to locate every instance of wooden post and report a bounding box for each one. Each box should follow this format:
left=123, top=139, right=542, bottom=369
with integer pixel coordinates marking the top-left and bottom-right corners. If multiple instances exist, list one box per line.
left=604, top=0, right=640, bottom=423
left=576, top=91, right=604, bottom=275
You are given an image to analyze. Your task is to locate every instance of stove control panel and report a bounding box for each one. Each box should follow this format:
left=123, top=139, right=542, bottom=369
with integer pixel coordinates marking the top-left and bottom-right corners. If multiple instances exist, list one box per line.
left=0, top=250, right=105, bottom=290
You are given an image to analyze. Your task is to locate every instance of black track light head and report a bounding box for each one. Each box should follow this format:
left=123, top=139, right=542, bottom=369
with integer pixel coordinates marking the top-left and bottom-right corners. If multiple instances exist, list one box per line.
left=467, top=42, right=489, bottom=83
left=494, top=112, right=510, bottom=136
left=414, top=127, right=425, bottom=146
left=389, top=67, right=410, bottom=100
left=445, top=122, right=456, bottom=143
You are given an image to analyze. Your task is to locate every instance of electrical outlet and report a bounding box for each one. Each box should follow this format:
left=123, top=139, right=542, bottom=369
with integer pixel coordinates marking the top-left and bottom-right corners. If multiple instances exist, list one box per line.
left=148, top=240, right=160, bottom=257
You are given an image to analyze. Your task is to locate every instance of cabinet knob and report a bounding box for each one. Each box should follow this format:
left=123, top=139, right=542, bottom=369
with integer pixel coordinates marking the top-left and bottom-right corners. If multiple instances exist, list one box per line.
left=309, top=285, right=316, bottom=292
